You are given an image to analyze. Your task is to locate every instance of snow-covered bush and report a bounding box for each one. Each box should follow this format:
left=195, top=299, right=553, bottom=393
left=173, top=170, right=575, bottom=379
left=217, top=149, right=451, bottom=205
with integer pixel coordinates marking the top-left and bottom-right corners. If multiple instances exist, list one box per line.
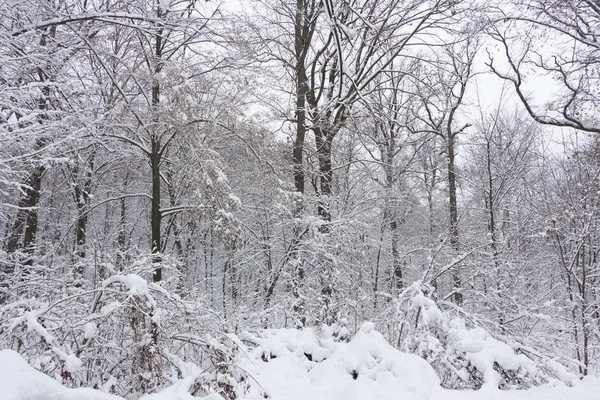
left=0, top=265, right=249, bottom=399
left=379, top=281, right=580, bottom=389
left=235, top=323, right=442, bottom=400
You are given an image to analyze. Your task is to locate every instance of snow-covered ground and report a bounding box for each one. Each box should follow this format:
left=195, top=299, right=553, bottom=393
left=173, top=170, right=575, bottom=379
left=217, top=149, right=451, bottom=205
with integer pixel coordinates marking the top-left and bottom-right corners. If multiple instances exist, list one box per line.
left=237, top=323, right=600, bottom=400
left=2, top=323, right=599, bottom=400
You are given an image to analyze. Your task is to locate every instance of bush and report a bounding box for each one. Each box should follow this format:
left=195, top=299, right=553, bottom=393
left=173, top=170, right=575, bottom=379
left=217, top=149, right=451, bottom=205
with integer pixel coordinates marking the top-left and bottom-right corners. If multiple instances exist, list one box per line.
left=378, top=281, right=579, bottom=389
left=0, top=261, right=249, bottom=399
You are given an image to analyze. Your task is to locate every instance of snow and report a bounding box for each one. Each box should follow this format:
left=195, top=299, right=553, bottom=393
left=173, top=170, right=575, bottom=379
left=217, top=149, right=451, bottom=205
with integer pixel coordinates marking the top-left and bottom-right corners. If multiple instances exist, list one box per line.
left=83, top=321, right=96, bottom=339
left=411, top=293, right=442, bottom=324
left=228, top=193, right=242, bottom=207
left=53, top=348, right=82, bottom=373
left=0, top=349, right=122, bottom=400
left=394, top=281, right=580, bottom=390
left=545, top=359, right=580, bottom=386
left=359, top=321, right=374, bottom=333
left=237, top=327, right=600, bottom=400
left=447, top=317, right=536, bottom=386
left=103, top=274, right=149, bottom=296
left=9, top=310, right=55, bottom=344
left=238, top=327, right=440, bottom=400
left=1, top=327, right=599, bottom=400
left=0, top=349, right=225, bottom=400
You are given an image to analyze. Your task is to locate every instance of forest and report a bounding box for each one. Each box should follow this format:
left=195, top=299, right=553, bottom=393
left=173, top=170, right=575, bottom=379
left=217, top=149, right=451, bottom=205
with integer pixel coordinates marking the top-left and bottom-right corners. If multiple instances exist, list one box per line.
left=0, top=0, right=599, bottom=399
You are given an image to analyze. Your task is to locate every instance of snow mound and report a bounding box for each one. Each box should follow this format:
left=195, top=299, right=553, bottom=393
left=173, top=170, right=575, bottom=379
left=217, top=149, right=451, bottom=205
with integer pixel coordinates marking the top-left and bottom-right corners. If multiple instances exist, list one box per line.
left=2, top=328, right=600, bottom=400
left=239, top=326, right=439, bottom=400
left=310, top=327, right=440, bottom=399
left=0, top=349, right=122, bottom=400
left=103, top=274, right=151, bottom=296
left=236, top=325, right=600, bottom=400
left=393, top=281, right=580, bottom=389
left=0, top=349, right=229, bottom=400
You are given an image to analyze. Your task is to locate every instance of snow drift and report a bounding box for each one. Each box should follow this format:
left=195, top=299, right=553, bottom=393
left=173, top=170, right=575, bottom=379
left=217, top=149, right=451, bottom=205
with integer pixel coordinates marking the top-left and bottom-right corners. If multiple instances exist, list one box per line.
left=1, top=326, right=600, bottom=400
left=236, top=324, right=599, bottom=400
left=387, top=281, right=581, bottom=389
left=0, top=349, right=122, bottom=400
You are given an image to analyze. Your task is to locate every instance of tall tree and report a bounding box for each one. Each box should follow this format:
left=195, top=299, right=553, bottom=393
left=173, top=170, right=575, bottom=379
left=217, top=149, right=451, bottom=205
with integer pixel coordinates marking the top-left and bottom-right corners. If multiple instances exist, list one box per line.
left=80, top=0, right=224, bottom=281
left=411, top=38, right=479, bottom=304
left=1, top=0, right=86, bottom=271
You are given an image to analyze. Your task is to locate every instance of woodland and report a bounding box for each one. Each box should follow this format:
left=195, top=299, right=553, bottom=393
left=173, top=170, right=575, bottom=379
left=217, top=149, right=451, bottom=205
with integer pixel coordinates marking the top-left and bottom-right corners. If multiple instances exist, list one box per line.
left=0, top=0, right=599, bottom=398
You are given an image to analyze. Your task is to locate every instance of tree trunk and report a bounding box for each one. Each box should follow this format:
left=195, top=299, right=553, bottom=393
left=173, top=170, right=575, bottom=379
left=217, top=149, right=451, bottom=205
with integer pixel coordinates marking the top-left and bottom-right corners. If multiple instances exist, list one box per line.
left=485, top=139, right=500, bottom=287
left=290, top=0, right=317, bottom=327
left=116, top=172, right=130, bottom=271
left=382, top=127, right=402, bottom=290
left=293, top=17, right=307, bottom=197
left=73, top=155, right=94, bottom=280
left=150, top=11, right=164, bottom=282
left=150, top=145, right=162, bottom=282
left=315, top=128, right=333, bottom=224
left=447, top=134, right=462, bottom=305
left=5, top=24, right=54, bottom=269
left=5, top=158, right=45, bottom=272
left=20, top=166, right=45, bottom=268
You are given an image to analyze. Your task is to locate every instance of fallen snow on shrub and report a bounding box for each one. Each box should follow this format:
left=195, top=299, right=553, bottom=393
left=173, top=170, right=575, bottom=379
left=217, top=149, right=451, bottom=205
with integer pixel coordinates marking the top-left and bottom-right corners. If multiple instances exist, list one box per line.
left=236, top=325, right=600, bottom=400
left=238, top=322, right=440, bottom=400
left=2, top=324, right=599, bottom=400
left=0, top=349, right=122, bottom=400
left=391, top=281, right=581, bottom=389
left=0, top=348, right=229, bottom=400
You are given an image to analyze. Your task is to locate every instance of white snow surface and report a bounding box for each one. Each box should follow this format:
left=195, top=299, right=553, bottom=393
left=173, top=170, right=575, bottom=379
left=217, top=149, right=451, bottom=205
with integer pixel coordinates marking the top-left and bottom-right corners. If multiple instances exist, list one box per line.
left=103, top=274, right=150, bottom=296
left=0, top=348, right=219, bottom=400
left=0, top=349, right=122, bottom=400
left=1, top=326, right=599, bottom=400
left=237, top=326, right=600, bottom=400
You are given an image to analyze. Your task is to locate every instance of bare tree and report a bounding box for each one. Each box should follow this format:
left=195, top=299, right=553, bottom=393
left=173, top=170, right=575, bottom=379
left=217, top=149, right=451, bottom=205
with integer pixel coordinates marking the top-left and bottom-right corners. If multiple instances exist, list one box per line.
left=541, top=135, right=600, bottom=375
left=304, top=0, right=468, bottom=224
left=411, top=37, right=479, bottom=304
left=359, top=62, right=423, bottom=292
left=488, top=0, right=600, bottom=134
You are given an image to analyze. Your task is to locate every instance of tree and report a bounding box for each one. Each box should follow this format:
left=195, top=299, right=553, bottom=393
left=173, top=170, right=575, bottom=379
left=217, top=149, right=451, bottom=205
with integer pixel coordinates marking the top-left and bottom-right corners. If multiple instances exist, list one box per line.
left=411, top=37, right=479, bottom=304
left=464, top=108, right=539, bottom=329
left=359, top=62, right=423, bottom=292
left=78, top=0, right=225, bottom=281
left=488, top=0, right=600, bottom=134
left=0, top=0, right=89, bottom=273
left=304, top=0, right=468, bottom=224
left=540, top=134, right=600, bottom=375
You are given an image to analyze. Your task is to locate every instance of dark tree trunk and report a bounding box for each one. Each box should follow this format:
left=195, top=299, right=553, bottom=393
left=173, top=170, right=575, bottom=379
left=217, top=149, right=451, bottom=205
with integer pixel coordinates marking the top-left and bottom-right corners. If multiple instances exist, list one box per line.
left=484, top=139, right=500, bottom=291
left=447, top=134, right=462, bottom=305
left=72, top=155, right=94, bottom=279
left=382, top=125, right=402, bottom=290
left=294, top=62, right=307, bottom=196
left=314, top=128, right=333, bottom=224
left=5, top=27, right=55, bottom=269
left=150, top=145, right=162, bottom=282
left=16, top=166, right=45, bottom=268
left=150, top=11, right=164, bottom=282
left=290, top=0, right=318, bottom=327
left=116, top=172, right=130, bottom=271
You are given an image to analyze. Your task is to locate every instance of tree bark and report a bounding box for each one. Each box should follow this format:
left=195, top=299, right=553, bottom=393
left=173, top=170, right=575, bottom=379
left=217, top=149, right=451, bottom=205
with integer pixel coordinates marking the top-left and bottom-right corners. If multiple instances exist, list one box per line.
left=72, top=154, right=94, bottom=279
left=290, top=0, right=318, bottom=327
left=150, top=145, right=162, bottom=282
left=293, top=2, right=307, bottom=197
left=314, top=127, right=334, bottom=224
left=150, top=8, right=164, bottom=282
left=447, top=134, right=462, bottom=304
